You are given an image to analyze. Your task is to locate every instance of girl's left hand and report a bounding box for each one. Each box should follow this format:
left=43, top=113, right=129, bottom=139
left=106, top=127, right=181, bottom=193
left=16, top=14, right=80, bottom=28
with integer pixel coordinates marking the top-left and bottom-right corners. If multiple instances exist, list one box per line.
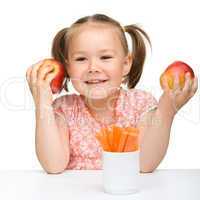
left=161, top=72, right=198, bottom=115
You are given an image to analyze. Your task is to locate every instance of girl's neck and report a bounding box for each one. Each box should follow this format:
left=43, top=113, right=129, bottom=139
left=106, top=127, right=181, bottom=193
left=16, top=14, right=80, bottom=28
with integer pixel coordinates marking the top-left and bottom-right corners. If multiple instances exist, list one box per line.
left=81, top=88, right=120, bottom=114
left=80, top=87, right=121, bottom=127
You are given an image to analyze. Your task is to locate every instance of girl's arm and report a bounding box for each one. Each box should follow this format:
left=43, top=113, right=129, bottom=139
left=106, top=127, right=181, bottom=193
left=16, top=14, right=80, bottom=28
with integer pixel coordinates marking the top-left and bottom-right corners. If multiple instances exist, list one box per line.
left=26, top=60, right=70, bottom=174
left=35, top=104, right=70, bottom=174
left=138, top=73, right=198, bottom=173
left=138, top=93, right=175, bottom=173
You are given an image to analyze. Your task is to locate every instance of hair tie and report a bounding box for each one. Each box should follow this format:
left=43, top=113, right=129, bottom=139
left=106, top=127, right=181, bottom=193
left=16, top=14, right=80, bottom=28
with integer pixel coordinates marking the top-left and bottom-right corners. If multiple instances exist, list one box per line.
left=122, top=26, right=126, bottom=32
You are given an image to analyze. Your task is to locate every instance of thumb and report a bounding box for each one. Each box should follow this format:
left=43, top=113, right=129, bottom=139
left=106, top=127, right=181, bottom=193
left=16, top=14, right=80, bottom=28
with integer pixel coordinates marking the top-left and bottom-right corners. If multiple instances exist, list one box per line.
left=45, top=73, right=56, bottom=84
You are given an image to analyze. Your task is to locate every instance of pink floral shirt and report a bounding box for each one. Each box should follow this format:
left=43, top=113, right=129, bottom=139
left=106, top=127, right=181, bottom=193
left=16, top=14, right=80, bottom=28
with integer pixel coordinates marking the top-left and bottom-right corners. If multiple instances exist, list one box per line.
left=52, top=87, right=158, bottom=170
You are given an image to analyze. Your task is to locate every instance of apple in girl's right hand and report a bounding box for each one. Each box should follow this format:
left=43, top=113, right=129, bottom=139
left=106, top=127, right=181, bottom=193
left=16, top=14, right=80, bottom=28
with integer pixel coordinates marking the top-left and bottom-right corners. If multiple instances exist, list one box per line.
left=160, top=61, right=195, bottom=90
left=41, top=58, right=65, bottom=94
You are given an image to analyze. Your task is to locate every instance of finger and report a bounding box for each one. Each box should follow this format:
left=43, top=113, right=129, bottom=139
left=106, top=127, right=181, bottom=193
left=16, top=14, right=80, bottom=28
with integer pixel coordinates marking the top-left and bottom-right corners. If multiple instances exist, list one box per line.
left=30, top=60, right=44, bottom=85
left=26, top=66, right=33, bottom=84
left=189, top=76, right=198, bottom=98
left=162, top=75, right=170, bottom=92
left=182, top=72, right=192, bottom=94
left=26, top=66, right=34, bottom=94
left=38, top=64, right=54, bottom=82
left=45, top=72, right=57, bottom=84
left=172, top=73, right=181, bottom=93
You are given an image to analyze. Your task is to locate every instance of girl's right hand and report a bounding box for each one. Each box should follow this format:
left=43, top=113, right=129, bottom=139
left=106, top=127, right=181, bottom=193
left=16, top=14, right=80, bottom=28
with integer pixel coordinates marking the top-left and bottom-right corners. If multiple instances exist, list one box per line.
left=26, top=60, right=57, bottom=108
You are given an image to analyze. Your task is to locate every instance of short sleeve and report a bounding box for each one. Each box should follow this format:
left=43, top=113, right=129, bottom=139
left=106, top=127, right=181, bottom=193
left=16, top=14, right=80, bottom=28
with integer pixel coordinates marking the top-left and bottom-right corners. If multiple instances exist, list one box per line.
left=131, top=89, right=158, bottom=125
left=52, top=96, right=67, bottom=123
left=52, top=94, right=76, bottom=123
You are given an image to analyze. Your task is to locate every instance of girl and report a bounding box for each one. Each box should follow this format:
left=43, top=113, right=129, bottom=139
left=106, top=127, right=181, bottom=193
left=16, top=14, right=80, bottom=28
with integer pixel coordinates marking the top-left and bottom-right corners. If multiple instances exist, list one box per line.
left=26, top=14, right=198, bottom=173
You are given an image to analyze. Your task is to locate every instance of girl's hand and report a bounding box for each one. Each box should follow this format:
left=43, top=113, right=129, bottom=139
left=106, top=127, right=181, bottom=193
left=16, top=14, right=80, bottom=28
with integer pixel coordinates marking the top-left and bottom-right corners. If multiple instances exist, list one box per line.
left=26, top=60, right=57, bottom=108
left=161, top=72, right=198, bottom=115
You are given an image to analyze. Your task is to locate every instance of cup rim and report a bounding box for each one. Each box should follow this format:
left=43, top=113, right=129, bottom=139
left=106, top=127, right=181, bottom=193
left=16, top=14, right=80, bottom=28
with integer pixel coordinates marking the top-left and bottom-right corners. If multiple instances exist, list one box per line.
left=103, top=150, right=139, bottom=155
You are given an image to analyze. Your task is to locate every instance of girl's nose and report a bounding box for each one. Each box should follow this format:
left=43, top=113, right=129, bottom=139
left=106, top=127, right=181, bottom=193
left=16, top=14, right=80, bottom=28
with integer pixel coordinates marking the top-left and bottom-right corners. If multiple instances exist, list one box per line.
left=88, top=68, right=100, bottom=74
left=88, top=60, right=100, bottom=73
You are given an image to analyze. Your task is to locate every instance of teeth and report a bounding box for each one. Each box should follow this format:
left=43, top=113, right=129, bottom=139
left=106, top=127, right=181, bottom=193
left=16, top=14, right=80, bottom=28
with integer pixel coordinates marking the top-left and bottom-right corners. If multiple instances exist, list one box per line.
left=86, top=80, right=106, bottom=83
left=89, top=80, right=101, bottom=83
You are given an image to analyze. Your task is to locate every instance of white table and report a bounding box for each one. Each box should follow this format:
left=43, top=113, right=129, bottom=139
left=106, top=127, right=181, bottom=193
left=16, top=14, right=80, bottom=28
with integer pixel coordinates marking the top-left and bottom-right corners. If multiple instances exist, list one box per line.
left=0, top=170, right=199, bottom=200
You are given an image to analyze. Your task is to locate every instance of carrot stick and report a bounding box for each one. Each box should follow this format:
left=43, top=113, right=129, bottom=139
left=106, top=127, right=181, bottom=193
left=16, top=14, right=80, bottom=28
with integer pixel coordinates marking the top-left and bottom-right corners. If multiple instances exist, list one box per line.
left=124, top=127, right=139, bottom=137
left=102, top=128, right=111, bottom=151
left=107, top=127, right=114, bottom=151
left=117, top=132, right=128, bottom=152
left=112, top=125, right=121, bottom=151
left=123, top=135, right=139, bottom=152
left=96, top=131, right=104, bottom=149
left=123, top=127, right=139, bottom=152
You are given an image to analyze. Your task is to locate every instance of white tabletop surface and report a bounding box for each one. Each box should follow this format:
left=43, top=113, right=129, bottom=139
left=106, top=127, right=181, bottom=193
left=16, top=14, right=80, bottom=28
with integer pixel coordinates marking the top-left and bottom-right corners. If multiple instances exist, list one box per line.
left=0, top=169, right=199, bottom=200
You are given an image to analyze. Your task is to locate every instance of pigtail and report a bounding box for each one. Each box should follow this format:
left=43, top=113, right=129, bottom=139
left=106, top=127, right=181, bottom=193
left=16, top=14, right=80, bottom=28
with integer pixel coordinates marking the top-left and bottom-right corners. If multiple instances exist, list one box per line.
left=51, top=27, right=70, bottom=92
left=124, top=25, right=151, bottom=88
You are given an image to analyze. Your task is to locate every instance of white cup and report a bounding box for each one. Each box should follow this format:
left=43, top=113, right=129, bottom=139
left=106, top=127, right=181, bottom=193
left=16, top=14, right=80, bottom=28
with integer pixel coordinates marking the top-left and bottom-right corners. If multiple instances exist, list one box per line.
left=102, top=150, right=139, bottom=195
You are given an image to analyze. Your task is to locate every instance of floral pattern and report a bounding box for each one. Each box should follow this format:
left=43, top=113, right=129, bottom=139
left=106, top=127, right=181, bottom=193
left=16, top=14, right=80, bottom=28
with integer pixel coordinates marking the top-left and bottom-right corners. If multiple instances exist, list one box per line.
left=52, top=87, right=158, bottom=170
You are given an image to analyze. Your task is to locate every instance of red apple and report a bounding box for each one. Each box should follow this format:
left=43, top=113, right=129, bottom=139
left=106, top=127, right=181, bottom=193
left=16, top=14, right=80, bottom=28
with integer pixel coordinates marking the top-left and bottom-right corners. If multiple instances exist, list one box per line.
left=160, top=61, right=195, bottom=90
left=41, top=58, right=65, bottom=94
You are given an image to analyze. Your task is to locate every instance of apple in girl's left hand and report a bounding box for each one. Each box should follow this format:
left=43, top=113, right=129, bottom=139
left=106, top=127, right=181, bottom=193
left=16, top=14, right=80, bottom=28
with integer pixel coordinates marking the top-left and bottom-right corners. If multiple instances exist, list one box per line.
left=41, top=58, right=65, bottom=94
left=160, top=61, right=195, bottom=90
left=159, top=60, right=198, bottom=115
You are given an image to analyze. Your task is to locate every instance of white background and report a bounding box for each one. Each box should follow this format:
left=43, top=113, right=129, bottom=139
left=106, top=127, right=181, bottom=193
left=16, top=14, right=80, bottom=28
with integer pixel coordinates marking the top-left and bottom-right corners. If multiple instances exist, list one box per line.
left=0, top=0, right=199, bottom=170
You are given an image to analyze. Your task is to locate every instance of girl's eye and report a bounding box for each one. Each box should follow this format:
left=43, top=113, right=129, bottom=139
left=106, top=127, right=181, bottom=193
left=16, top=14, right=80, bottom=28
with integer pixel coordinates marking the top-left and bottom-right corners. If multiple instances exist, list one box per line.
left=75, top=57, right=86, bottom=61
left=101, top=56, right=113, bottom=60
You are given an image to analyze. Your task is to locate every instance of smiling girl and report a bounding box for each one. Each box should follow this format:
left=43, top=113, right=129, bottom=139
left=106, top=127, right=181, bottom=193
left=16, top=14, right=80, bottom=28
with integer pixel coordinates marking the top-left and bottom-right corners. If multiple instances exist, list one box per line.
left=26, top=14, right=198, bottom=173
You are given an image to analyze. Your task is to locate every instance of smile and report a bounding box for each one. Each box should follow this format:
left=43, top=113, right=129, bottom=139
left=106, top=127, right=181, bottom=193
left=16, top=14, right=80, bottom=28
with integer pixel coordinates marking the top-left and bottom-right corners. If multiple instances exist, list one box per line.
left=85, top=80, right=108, bottom=84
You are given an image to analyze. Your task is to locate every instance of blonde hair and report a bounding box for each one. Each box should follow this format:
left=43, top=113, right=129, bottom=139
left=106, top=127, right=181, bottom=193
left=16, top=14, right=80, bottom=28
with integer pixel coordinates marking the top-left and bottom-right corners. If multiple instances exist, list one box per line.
left=51, top=14, right=151, bottom=92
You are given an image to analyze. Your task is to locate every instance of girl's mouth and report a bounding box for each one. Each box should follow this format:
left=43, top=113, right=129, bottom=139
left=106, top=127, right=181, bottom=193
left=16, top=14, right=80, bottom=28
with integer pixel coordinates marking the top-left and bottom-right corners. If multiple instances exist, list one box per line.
left=85, top=79, right=108, bottom=84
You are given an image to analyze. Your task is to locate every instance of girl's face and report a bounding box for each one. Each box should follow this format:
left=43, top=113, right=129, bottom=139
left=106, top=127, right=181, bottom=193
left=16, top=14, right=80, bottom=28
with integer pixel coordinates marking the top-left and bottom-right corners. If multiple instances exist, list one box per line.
left=67, top=23, right=132, bottom=99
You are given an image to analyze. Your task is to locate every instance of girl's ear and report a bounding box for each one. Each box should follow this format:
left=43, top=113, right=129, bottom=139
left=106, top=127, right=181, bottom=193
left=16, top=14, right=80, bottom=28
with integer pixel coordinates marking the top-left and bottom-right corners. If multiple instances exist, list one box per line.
left=122, top=53, right=133, bottom=77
